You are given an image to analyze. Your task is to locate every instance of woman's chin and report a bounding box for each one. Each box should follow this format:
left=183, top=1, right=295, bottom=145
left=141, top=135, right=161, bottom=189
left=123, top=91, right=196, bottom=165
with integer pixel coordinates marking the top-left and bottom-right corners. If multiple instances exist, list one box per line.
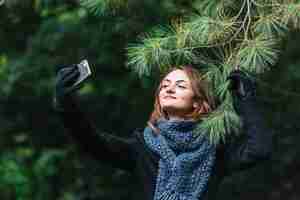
left=161, top=104, right=176, bottom=111
left=162, top=105, right=183, bottom=115
left=162, top=105, right=194, bottom=118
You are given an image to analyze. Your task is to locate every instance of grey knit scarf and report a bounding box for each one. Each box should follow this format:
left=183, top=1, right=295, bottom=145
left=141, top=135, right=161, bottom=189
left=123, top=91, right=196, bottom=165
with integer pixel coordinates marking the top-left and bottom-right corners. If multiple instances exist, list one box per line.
left=143, top=118, right=216, bottom=200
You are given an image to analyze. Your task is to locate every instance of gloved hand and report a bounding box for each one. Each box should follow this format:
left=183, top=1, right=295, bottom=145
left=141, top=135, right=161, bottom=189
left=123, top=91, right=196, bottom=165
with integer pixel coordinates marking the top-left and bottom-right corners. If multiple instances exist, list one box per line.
left=54, top=64, right=80, bottom=109
left=227, top=69, right=256, bottom=101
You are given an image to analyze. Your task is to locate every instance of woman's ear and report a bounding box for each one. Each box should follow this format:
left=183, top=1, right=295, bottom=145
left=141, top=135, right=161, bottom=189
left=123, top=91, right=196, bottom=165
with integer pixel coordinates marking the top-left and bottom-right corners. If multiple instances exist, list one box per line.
left=194, top=101, right=210, bottom=114
left=193, top=102, right=200, bottom=109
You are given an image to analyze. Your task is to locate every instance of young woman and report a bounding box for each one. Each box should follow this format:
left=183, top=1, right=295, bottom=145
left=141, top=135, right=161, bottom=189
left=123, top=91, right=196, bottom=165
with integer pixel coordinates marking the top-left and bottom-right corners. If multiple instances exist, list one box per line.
left=55, top=65, right=272, bottom=200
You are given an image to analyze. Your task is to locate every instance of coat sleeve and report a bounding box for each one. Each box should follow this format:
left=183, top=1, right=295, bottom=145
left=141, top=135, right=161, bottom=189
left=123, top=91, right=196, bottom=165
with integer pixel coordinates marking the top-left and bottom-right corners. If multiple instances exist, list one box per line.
left=222, top=96, right=273, bottom=175
left=55, top=95, right=137, bottom=172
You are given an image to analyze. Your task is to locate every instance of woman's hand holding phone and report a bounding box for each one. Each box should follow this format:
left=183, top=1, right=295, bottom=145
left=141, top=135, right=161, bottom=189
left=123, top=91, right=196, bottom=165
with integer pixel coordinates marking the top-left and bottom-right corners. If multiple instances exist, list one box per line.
left=55, top=64, right=80, bottom=100
left=54, top=60, right=91, bottom=109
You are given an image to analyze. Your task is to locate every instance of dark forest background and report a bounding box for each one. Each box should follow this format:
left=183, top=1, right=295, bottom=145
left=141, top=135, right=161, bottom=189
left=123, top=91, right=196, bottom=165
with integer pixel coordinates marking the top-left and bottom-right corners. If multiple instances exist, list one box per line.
left=0, top=1, right=300, bottom=200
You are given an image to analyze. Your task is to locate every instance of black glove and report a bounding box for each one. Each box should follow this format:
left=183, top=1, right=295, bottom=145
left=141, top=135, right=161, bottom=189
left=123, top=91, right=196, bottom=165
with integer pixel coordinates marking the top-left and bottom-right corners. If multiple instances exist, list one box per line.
left=54, top=64, right=80, bottom=110
left=227, top=69, right=256, bottom=101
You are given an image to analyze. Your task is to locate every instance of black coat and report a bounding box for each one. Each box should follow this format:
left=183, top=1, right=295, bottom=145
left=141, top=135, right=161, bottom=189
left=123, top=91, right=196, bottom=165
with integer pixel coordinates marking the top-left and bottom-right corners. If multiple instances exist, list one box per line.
left=57, top=95, right=272, bottom=200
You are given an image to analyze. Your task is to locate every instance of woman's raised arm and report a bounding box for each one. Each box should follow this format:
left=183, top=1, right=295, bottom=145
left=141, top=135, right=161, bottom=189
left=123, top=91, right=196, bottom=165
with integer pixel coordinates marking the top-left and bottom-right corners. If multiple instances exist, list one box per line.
left=222, top=70, right=273, bottom=175
left=222, top=96, right=273, bottom=175
left=54, top=65, right=137, bottom=172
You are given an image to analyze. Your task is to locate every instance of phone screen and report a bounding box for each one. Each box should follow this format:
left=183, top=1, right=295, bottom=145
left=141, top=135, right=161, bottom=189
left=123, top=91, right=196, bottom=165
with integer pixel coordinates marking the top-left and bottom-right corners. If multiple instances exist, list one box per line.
left=73, top=59, right=91, bottom=86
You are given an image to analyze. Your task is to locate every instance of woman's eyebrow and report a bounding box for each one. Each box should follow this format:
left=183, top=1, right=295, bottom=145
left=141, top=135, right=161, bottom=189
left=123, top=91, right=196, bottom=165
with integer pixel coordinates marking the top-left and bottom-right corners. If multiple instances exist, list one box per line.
left=176, top=80, right=187, bottom=83
left=163, top=79, right=187, bottom=83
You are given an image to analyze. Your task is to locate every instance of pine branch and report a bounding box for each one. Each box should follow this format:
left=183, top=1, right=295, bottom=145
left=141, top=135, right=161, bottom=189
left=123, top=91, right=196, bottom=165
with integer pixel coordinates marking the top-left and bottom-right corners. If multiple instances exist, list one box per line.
left=195, top=96, right=241, bottom=145
left=187, top=16, right=238, bottom=46
left=236, top=34, right=279, bottom=73
left=127, top=30, right=173, bottom=76
left=254, top=12, right=288, bottom=37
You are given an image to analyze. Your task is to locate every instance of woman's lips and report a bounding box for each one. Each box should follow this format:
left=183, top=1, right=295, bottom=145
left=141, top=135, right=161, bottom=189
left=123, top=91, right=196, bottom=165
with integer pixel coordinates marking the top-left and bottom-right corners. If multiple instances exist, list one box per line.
left=164, top=96, right=176, bottom=99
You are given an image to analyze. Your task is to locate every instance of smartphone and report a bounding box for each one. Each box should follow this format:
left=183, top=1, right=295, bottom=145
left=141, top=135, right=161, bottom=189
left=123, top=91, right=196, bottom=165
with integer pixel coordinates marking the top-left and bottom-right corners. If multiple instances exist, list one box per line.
left=73, top=59, right=91, bottom=86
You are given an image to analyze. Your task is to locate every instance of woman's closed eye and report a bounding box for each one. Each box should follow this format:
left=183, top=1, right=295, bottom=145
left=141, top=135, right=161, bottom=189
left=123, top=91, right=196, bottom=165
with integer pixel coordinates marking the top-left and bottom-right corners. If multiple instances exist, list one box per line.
left=161, top=84, right=187, bottom=89
left=177, top=85, right=186, bottom=89
left=161, top=84, right=169, bottom=89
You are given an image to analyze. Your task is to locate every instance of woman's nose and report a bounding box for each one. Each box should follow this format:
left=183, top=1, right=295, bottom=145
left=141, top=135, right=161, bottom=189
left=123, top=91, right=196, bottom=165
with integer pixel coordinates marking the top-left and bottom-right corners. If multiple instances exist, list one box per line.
left=166, top=84, right=175, bottom=93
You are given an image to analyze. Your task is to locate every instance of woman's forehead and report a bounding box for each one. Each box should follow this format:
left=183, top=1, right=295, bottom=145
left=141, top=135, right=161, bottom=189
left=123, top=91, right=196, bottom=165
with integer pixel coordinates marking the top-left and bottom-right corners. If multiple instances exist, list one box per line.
left=163, top=69, right=189, bottom=82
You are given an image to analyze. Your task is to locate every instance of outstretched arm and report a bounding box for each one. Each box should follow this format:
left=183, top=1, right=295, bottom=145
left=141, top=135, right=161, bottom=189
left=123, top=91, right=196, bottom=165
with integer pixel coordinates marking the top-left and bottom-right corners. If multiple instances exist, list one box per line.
left=54, top=65, right=136, bottom=172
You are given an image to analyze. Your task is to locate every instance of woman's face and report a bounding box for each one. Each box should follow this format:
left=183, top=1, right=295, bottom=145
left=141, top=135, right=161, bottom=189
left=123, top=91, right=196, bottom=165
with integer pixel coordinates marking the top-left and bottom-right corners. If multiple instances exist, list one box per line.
left=159, top=69, right=198, bottom=119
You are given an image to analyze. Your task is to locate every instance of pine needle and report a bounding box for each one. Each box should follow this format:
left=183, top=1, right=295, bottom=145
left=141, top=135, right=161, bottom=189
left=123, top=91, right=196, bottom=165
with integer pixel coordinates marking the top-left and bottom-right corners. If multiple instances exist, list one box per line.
left=237, top=35, right=279, bottom=73
left=254, top=13, right=288, bottom=37
left=127, top=32, right=173, bottom=76
left=187, top=16, right=237, bottom=46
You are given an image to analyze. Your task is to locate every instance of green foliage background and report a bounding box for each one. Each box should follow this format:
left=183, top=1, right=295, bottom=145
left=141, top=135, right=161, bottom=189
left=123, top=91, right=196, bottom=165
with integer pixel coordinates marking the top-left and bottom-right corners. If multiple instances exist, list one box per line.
left=0, top=0, right=300, bottom=200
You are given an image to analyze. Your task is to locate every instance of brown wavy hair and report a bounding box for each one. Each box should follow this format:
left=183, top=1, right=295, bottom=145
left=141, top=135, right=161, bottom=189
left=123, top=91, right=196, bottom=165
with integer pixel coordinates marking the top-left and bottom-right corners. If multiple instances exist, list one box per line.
left=147, top=65, right=215, bottom=133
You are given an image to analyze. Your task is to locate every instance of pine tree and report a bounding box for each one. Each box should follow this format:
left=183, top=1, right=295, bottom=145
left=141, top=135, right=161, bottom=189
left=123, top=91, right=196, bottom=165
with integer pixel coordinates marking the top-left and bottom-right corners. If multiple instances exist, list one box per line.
left=80, top=0, right=300, bottom=144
